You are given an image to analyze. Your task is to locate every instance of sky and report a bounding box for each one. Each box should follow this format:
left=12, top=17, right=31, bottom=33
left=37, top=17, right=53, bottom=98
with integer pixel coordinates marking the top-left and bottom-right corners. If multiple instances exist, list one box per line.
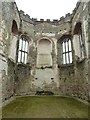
left=15, top=0, right=78, bottom=20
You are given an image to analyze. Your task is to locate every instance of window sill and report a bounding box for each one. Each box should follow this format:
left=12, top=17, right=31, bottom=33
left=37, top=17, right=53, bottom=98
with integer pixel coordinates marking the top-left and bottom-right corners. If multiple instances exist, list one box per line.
left=36, top=66, right=52, bottom=69
left=76, top=58, right=86, bottom=64
left=58, top=63, right=74, bottom=68
left=17, top=62, right=31, bottom=67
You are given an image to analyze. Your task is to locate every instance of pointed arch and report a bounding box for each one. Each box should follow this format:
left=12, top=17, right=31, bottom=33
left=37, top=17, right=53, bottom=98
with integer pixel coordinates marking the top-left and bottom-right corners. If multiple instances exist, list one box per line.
left=12, top=20, right=18, bottom=35
left=74, top=22, right=82, bottom=35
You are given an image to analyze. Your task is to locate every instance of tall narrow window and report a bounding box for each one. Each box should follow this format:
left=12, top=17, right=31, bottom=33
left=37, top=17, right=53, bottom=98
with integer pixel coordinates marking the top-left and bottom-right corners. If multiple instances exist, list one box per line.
left=78, top=29, right=84, bottom=59
left=62, top=39, right=72, bottom=64
left=17, top=36, right=28, bottom=64
left=74, top=22, right=84, bottom=59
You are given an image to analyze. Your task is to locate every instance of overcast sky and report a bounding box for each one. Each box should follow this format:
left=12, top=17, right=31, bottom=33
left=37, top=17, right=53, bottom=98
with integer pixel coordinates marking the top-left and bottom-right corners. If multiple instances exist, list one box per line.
left=15, top=0, right=78, bottom=20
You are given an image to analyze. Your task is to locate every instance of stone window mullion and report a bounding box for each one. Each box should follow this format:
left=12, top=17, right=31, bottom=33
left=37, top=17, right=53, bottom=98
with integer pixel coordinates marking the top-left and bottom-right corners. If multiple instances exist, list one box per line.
left=17, top=36, right=28, bottom=64
left=62, top=38, right=72, bottom=65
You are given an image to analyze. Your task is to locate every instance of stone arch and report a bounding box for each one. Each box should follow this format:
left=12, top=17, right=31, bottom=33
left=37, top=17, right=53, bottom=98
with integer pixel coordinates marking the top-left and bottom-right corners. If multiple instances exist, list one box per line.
left=73, top=22, right=82, bottom=35
left=57, top=34, right=71, bottom=43
left=12, top=20, right=18, bottom=35
left=37, top=38, right=52, bottom=53
left=37, top=37, right=52, bottom=67
left=19, top=34, right=30, bottom=42
left=37, top=37, right=52, bottom=44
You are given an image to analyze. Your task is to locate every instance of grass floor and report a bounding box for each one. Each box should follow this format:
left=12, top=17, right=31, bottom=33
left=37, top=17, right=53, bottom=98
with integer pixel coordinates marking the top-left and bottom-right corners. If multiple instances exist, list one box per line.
left=2, top=96, right=89, bottom=118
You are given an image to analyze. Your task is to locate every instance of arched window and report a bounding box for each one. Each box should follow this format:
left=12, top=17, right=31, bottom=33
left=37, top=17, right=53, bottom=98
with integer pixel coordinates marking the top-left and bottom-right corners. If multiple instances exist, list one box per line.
left=73, top=22, right=84, bottom=59
left=17, top=35, right=28, bottom=64
left=62, top=38, right=72, bottom=64
left=12, top=20, right=18, bottom=35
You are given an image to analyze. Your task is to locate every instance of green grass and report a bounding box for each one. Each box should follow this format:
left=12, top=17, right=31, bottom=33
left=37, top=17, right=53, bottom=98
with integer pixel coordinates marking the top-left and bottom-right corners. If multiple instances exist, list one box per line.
left=2, top=96, right=89, bottom=118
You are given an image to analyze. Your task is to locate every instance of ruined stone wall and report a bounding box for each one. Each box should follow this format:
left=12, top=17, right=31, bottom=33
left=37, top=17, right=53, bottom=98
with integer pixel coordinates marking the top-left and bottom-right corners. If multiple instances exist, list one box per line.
left=58, top=65, right=75, bottom=96
left=56, top=2, right=88, bottom=100
left=71, top=2, right=88, bottom=100
left=1, top=2, right=20, bottom=101
left=15, top=20, right=36, bottom=95
left=15, top=64, right=31, bottom=95
left=2, top=59, right=15, bottom=101
left=72, top=2, right=88, bottom=58
left=16, top=18, right=60, bottom=94
left=0, top=1, right=89, bottom=101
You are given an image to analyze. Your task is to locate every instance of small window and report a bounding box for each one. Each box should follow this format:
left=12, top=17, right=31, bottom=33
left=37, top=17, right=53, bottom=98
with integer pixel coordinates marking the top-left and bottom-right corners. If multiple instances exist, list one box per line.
left=17, top=36, right=28, bottom=64
left=62, top=39, right=72, bottom=64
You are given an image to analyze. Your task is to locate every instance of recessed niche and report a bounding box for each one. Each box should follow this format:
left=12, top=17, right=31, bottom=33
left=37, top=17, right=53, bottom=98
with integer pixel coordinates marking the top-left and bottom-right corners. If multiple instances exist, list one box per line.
left=37, top=39, right=52, bottom=67
left=12, top=20, right=18, bottom=34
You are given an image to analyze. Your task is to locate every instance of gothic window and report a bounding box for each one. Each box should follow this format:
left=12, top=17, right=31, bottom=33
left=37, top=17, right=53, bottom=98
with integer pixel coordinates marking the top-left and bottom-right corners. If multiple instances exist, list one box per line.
left=17, top=36, right=28, bottom=64
left=74, top=22, right=84, bottom=59
left=62, top=38, right=72, bottom=64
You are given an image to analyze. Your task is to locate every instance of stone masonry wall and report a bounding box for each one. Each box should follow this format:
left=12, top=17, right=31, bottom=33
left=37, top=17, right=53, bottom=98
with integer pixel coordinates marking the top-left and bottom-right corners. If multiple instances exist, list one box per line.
left=71, top=2, right=88, bottom=100
left=1, top=2, right=20, bottom=101
left=0, top=1, right=89, bottom=102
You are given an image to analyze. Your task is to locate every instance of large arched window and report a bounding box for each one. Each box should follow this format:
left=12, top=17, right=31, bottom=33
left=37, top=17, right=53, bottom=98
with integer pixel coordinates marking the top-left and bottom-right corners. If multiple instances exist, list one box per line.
left=62, top=38, right=72, bottom=64
left=17, top=35, right=28, bottom=64
left=73, top=22, right=84, bottom=59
